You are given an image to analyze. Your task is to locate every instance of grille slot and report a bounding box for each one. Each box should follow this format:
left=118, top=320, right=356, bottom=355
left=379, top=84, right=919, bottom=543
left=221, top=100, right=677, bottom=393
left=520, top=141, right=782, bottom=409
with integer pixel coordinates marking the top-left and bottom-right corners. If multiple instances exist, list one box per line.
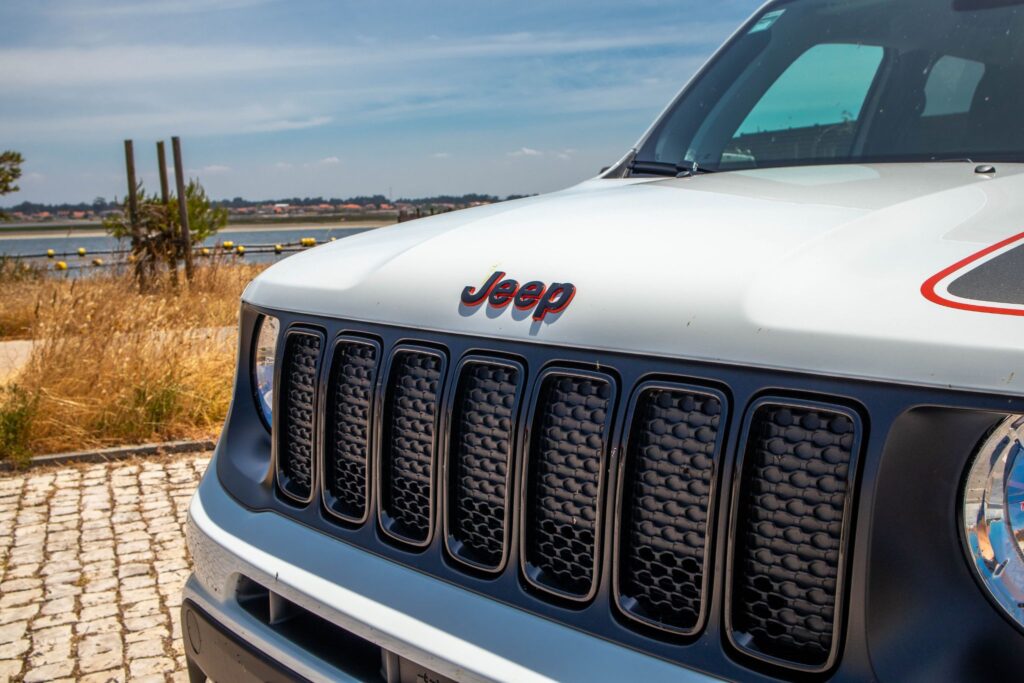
left=445, top=359, right=523, bottom=572
left=728, top=401, right=859, bottom=671
left=322, top=338, right=379, bottom=524
left=615, top=384, right=723, bottom=636
left=378, top=348, right=446, bottom=546
left=275, top=331, right=322, bottom=503
left=521, top=371, right=615, bottom=601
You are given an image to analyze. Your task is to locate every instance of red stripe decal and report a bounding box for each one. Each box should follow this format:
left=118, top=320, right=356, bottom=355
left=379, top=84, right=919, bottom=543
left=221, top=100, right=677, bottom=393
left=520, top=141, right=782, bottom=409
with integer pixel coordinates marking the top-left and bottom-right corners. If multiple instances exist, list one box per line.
left=920, top=231, right=1024, bottom=316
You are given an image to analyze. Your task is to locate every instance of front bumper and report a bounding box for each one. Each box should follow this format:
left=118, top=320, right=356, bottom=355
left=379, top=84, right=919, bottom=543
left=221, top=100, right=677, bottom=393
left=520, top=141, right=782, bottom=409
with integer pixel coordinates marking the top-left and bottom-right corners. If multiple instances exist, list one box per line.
left=184, top=451, right=723, bottom=683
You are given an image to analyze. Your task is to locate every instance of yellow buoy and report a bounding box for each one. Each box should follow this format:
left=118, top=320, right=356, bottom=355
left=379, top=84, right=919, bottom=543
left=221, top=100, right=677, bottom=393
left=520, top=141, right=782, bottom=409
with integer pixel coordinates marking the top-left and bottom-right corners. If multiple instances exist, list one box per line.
left=274, top=244, right=283, bottom=254
left=77, top=247, right=87, bottom=257
left=236, top=245, right=246, bottom=255
left=300, top=237, right=317, bottom=247
left=222, top=240, right=235, bottom=250
left=330, top=237, right=337, bottom=242
left=92, top=258, right=104, bottom=266
left=200, top=247, right=211, bottom=256
left=46, top=249, right=55, bottom=258
left=55, top=261, right=68, bottom=271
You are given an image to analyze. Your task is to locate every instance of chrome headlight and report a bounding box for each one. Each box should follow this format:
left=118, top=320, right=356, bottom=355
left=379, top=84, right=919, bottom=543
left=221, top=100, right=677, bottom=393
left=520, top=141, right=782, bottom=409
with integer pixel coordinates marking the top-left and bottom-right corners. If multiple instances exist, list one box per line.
left=963, top=415, right=1024, bottom=629
left=252, top=315, right=278, bottom=430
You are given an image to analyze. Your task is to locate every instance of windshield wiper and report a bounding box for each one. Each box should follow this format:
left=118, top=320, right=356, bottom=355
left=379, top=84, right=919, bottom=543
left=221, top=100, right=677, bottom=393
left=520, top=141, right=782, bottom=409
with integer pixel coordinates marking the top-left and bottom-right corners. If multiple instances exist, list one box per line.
left=630, top=159, right=716, bottom=178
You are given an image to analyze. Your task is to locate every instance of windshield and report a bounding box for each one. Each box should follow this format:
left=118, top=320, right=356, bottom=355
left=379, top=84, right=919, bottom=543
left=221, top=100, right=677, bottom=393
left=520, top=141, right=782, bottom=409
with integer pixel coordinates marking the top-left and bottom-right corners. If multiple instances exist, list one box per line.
left=633, top=0, right=1024, bottom=175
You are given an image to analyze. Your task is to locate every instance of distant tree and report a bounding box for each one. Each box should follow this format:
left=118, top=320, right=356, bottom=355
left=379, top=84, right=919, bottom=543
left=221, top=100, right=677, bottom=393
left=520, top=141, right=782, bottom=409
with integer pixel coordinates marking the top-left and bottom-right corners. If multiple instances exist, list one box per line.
left=0, top=151, right=24, bottom=220
left=104, top=179, right=227, bottom=289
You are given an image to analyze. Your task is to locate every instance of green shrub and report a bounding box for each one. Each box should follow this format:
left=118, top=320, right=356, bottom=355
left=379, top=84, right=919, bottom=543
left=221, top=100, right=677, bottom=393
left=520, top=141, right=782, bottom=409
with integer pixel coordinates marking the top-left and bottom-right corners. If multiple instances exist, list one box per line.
left=0, top=385, right=37, bottom=466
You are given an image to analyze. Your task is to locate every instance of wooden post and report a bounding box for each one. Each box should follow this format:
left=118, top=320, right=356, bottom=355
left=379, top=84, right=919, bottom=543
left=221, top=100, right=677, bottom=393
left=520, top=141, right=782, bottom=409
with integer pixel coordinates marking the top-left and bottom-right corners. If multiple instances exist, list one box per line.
left=156, top=140, right=180, bottom=285
left=171, top=136, right=193, bottom=281
left=124, top=139, right=145, bottom=287
left=156, top=141, right=170, bottom=204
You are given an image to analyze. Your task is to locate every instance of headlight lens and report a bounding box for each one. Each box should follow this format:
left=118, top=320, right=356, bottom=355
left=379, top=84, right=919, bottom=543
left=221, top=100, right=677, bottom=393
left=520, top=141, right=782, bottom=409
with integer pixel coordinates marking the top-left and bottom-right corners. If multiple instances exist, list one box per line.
left=963, top=415, right=1024, bottom=629
left=252, top=315, right=278, bottom=429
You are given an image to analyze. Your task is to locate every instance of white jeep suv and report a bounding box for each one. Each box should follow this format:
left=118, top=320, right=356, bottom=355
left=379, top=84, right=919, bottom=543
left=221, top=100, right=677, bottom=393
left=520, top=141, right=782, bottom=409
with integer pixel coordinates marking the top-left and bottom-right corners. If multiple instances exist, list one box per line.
left=182, top=0, right=1024, bottom=680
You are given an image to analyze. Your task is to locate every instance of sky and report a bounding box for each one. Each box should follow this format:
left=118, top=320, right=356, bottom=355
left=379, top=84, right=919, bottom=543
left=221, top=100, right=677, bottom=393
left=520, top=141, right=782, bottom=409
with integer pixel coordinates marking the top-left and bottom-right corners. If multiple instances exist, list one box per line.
left=0, top=0, right=762, bottom=204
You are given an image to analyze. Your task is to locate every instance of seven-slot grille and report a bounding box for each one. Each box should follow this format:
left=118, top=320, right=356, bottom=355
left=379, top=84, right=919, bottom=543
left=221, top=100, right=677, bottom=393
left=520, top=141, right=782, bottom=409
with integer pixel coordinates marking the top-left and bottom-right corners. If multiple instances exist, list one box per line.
left=521, top=372, right=614, bottom=601
left=272, top=326, right=863, bottom=671
left=275, top=330, right=322, bottom=502
left=378, top=348, right=445, bottom=546
left=446, top=360, right=522, bottom=571
left=728, top=402, right=858, bottom=671
left=615, top=384, right=724, bottom=636
left=322, top=339, right=379, bottom=523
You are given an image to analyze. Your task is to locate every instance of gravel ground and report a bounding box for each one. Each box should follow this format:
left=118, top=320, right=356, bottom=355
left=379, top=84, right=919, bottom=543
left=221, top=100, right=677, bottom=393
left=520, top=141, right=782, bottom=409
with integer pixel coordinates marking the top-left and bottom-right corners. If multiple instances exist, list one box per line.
left=0, top=453, right=210, bottom=682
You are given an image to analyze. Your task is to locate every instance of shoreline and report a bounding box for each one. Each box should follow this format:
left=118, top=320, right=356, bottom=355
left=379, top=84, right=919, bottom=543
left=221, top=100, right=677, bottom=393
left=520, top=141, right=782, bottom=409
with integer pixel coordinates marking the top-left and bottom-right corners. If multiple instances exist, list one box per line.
left=0, top=219, right=395, bottom=240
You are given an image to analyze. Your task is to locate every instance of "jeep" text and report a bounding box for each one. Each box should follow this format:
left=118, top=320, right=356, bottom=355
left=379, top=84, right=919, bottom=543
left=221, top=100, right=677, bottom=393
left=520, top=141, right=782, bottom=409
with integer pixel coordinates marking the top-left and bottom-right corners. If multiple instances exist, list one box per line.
left=461, top=272, right=576, bottom=321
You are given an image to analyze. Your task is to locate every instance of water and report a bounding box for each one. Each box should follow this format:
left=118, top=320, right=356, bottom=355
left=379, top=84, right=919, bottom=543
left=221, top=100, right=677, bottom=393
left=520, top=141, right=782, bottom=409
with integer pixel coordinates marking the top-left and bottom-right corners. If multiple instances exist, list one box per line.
left=0, top=225, right=378, bottom=267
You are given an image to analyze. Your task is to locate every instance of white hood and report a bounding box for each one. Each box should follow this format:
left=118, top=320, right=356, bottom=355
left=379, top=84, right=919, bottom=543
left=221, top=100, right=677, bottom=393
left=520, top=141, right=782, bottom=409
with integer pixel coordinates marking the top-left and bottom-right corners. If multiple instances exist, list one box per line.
left=244, top=163, right=1024, bottom=396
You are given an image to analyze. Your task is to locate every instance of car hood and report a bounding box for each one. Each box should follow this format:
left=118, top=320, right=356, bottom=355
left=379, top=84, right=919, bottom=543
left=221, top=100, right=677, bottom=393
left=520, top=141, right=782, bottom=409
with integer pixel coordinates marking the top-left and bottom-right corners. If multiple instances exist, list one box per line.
left=244, top=163, right=1024, bottom=395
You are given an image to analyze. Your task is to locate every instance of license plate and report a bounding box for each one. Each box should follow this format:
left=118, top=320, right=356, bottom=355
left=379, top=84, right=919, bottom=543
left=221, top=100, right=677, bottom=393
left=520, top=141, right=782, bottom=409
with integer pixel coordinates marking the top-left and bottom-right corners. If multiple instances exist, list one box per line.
left=382, top=651, right=458, bottom=683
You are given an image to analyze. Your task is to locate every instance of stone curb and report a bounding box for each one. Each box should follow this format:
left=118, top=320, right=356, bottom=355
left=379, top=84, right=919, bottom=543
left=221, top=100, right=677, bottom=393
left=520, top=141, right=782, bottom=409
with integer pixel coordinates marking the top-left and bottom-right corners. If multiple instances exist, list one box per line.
left=0, top=438, right=216, bottom=472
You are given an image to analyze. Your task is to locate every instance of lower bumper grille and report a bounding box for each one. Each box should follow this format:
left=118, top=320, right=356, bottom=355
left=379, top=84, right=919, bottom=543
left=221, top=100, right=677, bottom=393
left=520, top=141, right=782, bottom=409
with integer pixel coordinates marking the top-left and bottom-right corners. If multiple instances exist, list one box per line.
left=728, top=401, right=859, bottom=672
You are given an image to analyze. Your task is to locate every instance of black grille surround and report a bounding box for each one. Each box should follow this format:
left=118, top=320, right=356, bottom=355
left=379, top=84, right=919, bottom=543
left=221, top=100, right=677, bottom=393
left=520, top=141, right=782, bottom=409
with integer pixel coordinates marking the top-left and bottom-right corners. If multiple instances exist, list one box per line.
left=520, top=369, right=616, bottom=602
left=219, top=309, right=966, bottom=681
left=321, top=337, right=380, bottom=525
left=444, top=357, right=525, bottom=573
left=612, top=381, right=727, bottom=637
left=376, top=346, right=447, bottom=548
left=725, top=399, right=861, bottom=674
left=274, top=329, right=324, bottom=504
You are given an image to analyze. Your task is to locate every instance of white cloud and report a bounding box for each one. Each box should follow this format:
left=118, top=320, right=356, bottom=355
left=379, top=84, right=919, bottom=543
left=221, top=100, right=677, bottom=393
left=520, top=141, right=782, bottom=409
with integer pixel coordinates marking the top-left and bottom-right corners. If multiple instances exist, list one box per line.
left=0, top=27, right=728, bottom=90
left=508, top=147, right=543, bottom=157
left=274, top=162, right=293, bottom=170
left=432, top=152, right=452, bottom=159
left=188, top=164, right=230, bottom=174
left=318, top=156, right=341, bottom=165
left=58, top=0, right=276, bottom=17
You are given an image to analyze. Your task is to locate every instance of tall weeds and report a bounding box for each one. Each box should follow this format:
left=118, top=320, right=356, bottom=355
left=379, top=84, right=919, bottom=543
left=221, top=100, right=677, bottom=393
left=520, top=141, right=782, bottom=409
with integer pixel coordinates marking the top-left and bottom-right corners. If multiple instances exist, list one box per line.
left=0, top=261, right=266, bottom=459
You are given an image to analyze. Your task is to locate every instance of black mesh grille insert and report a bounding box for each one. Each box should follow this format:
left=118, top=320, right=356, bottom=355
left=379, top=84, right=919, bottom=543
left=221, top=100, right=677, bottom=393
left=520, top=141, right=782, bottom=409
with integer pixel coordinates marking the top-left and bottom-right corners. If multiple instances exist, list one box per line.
left=379, top=349, right=444, bottom=545
left=276, top=331, right=322, bottom=502
left=616, top=386, right=722, bottom=635
left=446, top=361, right=521, bottom=571
left=522, top=373, right=613, bottom=600
left=323, top=340, right=379, bottom=523
left=730, top=403, right=858, bottom=669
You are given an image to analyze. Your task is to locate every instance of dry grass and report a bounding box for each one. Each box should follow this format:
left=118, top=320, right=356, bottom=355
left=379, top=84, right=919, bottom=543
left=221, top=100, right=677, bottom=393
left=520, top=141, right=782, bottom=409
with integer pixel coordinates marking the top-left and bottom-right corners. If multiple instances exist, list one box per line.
left=0, top=257, right=48, bottom=340
left=0, top=261, right=267, bottom=461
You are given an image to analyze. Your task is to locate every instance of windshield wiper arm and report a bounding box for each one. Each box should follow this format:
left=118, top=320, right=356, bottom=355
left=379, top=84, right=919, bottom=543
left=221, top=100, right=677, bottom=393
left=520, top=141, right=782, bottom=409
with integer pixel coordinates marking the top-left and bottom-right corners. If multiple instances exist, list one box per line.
left=629, top=159, right=716, bottom=177
left=674, top=161, right=715, bottom=177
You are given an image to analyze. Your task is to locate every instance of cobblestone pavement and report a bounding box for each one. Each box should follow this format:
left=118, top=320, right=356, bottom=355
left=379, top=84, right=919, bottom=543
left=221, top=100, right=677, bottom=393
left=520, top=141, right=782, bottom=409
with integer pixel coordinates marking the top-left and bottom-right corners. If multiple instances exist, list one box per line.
left=0, top=453, right=210, bottom=682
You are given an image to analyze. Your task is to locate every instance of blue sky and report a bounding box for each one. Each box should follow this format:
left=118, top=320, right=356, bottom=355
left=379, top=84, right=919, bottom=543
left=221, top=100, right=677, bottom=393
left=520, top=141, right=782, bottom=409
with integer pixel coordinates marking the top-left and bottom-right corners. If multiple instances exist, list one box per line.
left=0, top=0, right=761, bottom=204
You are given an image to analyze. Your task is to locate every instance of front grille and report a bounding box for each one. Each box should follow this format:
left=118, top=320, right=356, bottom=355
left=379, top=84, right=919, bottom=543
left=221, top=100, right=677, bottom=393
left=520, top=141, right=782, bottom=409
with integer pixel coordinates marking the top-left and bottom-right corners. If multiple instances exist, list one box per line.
left=615, top=384, right=724, bottom=636
left=275, top=331, right=322, bottom=502
left=257, top=315, right=868, bottom=676
left=728, top=401, right=859, bottom=671
left=378, top=348, right=446, bottom=546
left=322, top=339, right=379, bottom=523
left=521, top=371, right=615, bottom=601
left=445, top=359, right=522, bottom=571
